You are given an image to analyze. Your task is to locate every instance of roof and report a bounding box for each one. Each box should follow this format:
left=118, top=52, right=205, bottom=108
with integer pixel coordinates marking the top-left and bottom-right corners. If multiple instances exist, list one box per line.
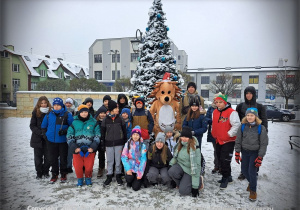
left=186, top=66, right=300, bottom=73
left=59, top=60, right=89, bottom=77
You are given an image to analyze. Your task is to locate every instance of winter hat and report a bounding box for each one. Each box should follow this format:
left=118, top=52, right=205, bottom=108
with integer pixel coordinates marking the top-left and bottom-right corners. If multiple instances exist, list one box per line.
left=214, top=92, right=223, bottom=99
left=108, top=100, right=118, bottom=111
left=131, top=125, right=141, bottom=137
left=135, top=97, right=145, bottom=107
left=65, top=97, right=74, bottom=105
left=103, top=95, right=111, bottom=102
left=164, top=125, right=173, bottom=134
left=53, top=97, right=64, bottom=107
left=180, top=127, right=193, bottom=139
left=78, top=104, right=89, bottom=113
left=155, top=132, right=166, bottom=144
left=245, top=107, right=258, bottom=117
left=215, top=94, right=228, bottom=104
left=121, top=108, right=131, bottom=116
left=83, top=97, right=93, bottom=105
left=98, top=106, right=107, bottom=114
left=187, top=82, right=197, bottom=90
left=189, top=96, right=200, bottom=107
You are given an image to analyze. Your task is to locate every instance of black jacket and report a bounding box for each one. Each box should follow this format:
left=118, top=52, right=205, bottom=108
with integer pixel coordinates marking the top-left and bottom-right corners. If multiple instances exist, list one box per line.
left=236, top=86, right=268, bottom=130
left=147, top=144, right=173, bottom=169
left=117, top=94, right=130, bottom=114
left=30, top=110, right=47, bottom=148
left=100, top=114, right=127, bottom=147
left=94, top=105, right=108, bottom=119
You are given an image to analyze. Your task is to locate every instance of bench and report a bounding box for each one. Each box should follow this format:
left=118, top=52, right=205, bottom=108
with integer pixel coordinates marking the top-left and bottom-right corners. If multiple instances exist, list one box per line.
left=289, top=135, right=300, bottom=149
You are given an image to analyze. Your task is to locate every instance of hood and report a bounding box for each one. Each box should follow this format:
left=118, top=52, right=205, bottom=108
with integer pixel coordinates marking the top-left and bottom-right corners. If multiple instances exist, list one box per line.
left=244, top=86, right=256, bottom=105
left=134, top=97, right=145, bottom=109
left=117, top=94, right=129, bottom=105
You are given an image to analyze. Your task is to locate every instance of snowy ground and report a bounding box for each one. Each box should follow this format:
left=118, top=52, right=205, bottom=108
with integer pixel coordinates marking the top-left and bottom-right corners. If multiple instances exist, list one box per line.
left=0, top=118, right=299, bottom=210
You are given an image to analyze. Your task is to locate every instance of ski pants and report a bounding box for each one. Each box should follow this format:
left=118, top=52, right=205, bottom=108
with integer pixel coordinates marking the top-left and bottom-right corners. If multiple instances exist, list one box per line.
left=73, top=153, right=96, bottom=178
left=216, top=141, right=235, bottom=178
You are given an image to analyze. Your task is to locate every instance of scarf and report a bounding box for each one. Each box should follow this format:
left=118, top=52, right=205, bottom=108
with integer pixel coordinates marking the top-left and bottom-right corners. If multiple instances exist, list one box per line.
left=40, top=107, right=49, bottom=114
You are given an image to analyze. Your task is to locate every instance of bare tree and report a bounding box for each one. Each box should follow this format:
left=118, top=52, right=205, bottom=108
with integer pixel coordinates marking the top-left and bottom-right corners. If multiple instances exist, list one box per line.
left=267, top=70, right=300, bottom=109
left=206, top=73, right=239, bottom=96
left=113, top=76, right=132, bottom=92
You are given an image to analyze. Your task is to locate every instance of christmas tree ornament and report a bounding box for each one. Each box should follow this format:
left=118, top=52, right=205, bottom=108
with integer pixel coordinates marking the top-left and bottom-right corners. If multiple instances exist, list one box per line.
left=157, top=13, right=161, bottom=19
left=161, top=57, right=166, bottom=62
left=173, top=60, right=176, bottom=64
left=148, top=8, right=154, bottom=16
left=166, top=27, right=169, bottom=31
left=146, top=27, right=149, bottom=31
left=173, top=75, right=178, bottom=81
left=155, top=63, right=161, bottom=70
left=159, top=43, right=164, bottom=48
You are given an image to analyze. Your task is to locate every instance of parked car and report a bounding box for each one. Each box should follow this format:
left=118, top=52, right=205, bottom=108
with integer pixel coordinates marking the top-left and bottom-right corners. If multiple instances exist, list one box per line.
left=263, top=104, right=296, bottom=122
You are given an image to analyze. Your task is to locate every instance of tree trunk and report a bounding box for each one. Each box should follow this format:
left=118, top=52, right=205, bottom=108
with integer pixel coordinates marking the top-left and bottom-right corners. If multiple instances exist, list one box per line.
left=285, top=97, right=289, bottom=109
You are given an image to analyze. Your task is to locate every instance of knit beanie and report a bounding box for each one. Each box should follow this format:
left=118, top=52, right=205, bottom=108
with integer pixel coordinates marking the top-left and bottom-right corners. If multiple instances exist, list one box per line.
left=215, top=94, right=228, bottom=104
left=180, top=127, right=193, bottom=139
left=103, top=95, right=111, bottom=102
left=121, top=108, right=131, bottom=116
left=53, top=97, right=64, bottom=107
left=155, top=132, right=166, bottom=144
left=65, top=97, right=74, bottom=105
left=245, top=107, right=258, bottom=117
left=214, top=92, right=223, bottom=99
left=78, top=104, right=89, bottom=113
left=189, top=96, right=200, bottom=107
left=83, top=97, right=93, bottom=105
left=187, top=82, right=197, bottom=90
left=108, top=100, right=118, bottom=111
left=131, top=125, right=141, bottom=137
left=98, top=106, right=107, bottom=114
left=164, top=125, right=173, bottom=134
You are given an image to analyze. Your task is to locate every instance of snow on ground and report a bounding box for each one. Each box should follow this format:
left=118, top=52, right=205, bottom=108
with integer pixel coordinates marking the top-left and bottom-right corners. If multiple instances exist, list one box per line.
left=0, top=117, right=299, bottom=210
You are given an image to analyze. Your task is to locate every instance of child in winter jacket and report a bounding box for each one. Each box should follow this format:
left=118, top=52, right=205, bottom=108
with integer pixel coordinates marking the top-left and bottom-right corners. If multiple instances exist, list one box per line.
left=94, top=95, right=111, bottom=118
left=234, top=107, right=268, bottom=201
left=131, top=97, right=154, bottom=149
left=95, top=106, right=107, bottom=178
left=81, top=97, right=95, bottom=116
left=117, top=93, right=130, bottom=114
left=164, top=126, right=179, bottom=155
left=121, top=126, right=147, bottom=191
left=41, top=97, right=74, bottom=184
left=146, top=132, right=173, bottom=187
left=67, top=104, right=100, bottom=187
left=211, top=94, right=240, bottom=190
left=121, top=108, right=132, bottom=140
left=101, top=100, right=127, bottom=186
left=30, top=96, right=51, bottom=179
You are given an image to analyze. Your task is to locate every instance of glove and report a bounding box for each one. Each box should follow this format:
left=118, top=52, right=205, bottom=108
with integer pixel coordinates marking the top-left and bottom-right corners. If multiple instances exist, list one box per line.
left=235, top=152, right=242, bottom=164
left=255, top=156, right=263, bottom=168
left=191, top=188, right=199, bottom=197
left=58, top=129, right=68, bottom=136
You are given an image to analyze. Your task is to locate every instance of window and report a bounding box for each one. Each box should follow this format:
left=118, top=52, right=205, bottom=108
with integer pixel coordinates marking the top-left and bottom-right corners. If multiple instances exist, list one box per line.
left=112, top=70, right=120, bottom=80
left=40, top=69, right=46, bottom=77
left=112, top=54, right=120, bottom=63
left=178, top=55, right=181, bottom=60
left=249, top=75, right=259, bottom=84
left=266, top=75, right=276, bottom=84
left=232, top=76, right=242, bottom=84
left=12, top=79, right=20, bottom=87
left=201, top=90, right=209, bottom=98
left=94, top=54, right=102, bottom=63
left=232, top=90, right=241, bottom=98
left=95, top=71, right=102, bottom=80
left=1, top=51, right=8, bottom=57
left=31, top=82, right=37, bottom=90
left=58, top=72, right=64, bottom=79
left=24, top=56, right=31, bottom=61
left=131, top=70, right=135, bottom=77
left=265, top=90, right=276, bottom=99
left=201, top=76, right=210, bottom=84
left=131, top=53, right=139, bottom=62
left=216, top=76, right=223, bottom=84
left=286, top=75, right=295, bottom=83
left=12, top=64, right=20, bottom=72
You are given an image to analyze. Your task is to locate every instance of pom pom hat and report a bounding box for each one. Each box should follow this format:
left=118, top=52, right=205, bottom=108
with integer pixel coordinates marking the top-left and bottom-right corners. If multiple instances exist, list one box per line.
left=131, top=125, right=141, bottom=137
left=215, top=94, right=228, bottom=105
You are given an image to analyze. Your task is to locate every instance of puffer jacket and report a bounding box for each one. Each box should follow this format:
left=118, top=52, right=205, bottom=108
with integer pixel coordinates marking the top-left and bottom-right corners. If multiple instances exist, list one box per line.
left=67, top=114, right=100, bottom=154
left=30, top=110, right=48, bottom=148
left=147, top=144, right=173, bottom=169
left=205, top=106, right=216, bottom=143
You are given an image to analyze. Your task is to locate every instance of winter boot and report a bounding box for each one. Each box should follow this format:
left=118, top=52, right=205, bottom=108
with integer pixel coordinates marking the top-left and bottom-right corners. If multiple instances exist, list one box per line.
left=60, top=173, right=67, bottom=183
left=218, top=175, right=233, bottom=183
left=116, top=174, right=123, bottom=186
left=103, top=174, right=113, bottom=186
left=49, top=174, right=58, bottom=184
left=246, top=184, right=250, bottom=191
left=67, top=168, right=73, bottom=173
left=85, top=178, right=92, bottom=186
left=249, top=190, right=257, bottom=201
left=36, top=172, right=43, bottom=180
left=127, top=182, right=132, bottom=188
left=238, top=172, right=246, bottom=180
left=97, top=168, right=105, bottom=178
left=43, top=172, right=50, bottom=179
left=77, top=178, right=84, bottom=187
left=220, top=177, right=229, bottom=190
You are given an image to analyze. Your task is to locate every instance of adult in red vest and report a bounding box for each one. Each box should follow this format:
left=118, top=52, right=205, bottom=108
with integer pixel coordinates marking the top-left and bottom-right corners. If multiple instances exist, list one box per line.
left=211, top=94, right=240, bottom=189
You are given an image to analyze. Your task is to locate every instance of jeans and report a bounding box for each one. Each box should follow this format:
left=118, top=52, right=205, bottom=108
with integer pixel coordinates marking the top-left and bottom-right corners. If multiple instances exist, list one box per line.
left=241, top=149, right=258, bottom=192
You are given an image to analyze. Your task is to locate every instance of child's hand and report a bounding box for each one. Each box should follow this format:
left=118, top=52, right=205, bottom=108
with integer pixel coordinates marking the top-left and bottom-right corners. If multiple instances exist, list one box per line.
left=137, top=177, right=141, bottom=180
left=75, top=148, right=81, bottom=153
left=88, top=148, right=93, bottom=153
left=127, top=171, right=132, bottom=175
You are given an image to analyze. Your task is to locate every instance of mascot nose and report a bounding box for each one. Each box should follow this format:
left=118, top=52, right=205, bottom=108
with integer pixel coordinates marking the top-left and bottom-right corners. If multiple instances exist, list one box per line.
left=165, top=96, right=169, bottom=102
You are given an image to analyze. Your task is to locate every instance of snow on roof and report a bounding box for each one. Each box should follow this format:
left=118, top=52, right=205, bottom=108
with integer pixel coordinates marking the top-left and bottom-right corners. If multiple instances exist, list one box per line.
left=59, top=60, right=89, bottom=77
left=186, top=66, right=299, bottom=73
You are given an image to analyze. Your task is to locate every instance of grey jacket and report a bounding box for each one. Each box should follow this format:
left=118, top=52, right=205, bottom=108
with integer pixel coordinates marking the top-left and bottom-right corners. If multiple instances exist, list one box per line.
left=235, top=123, right=268, bottom=157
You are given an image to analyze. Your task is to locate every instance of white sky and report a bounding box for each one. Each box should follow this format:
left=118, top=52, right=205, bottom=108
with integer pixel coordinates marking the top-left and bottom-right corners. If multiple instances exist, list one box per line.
left=1, top=0, right=299, bottom=69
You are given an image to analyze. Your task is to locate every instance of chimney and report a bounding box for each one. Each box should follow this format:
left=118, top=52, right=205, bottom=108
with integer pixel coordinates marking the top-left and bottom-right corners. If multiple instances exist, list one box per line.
left=57, top=58, right=63, bottom=61
left=45, top=55, right=50, bottom=58
left=4, top=45, right=14, bottom=51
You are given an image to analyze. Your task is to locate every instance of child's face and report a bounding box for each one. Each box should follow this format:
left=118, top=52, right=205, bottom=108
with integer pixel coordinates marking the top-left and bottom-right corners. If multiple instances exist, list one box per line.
left=166, top=131, right=173, bottom=138
left=132, top=133, right=140, bottom=141
left=99, top=112, right=106, bottom=119
left=65, top=102, right=72, bottom=108
left=53, top=104, right=62, bottom=110
left=40, top=100, right=48, bottom=108
left=120, top=98, right=126, bottom=104
left=85, top=102, right=92, bottom=108
left=80, top=111, right=89, bottom=118
left=122, top=112, right=129, bottom=120
left=103, top=100, right=109, bottom=107
left=111, top=107, right=119, bottom=115
left=215, top=100, right=226, bottom=110
left=180, top=136, right=189, bottom=142
left=246, top=113, right=256, bottom=123
left=191, top=105, right=199, bottom=112
left=136, top=103, right=143, bottom=109
left=155, top=141, right=164, bottom=149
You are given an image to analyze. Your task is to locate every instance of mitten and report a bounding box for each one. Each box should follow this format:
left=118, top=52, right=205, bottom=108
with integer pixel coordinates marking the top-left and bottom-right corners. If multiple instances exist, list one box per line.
left=254, top=156, right=263, bottom=168
left=235, top=152, right=242, bottom=164
left=191, top=188, right=199, bottom=197
left=58, top=129, right=68, bottom=136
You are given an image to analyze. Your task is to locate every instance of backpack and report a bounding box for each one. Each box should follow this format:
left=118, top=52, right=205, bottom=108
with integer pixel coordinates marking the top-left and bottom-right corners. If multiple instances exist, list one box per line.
left=241, top=123, right=261, bottom=136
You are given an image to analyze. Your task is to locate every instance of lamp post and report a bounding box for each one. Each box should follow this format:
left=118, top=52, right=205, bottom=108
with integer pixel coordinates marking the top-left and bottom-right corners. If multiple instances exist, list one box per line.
left=130, top=29, right=143, bottom=54
left=108, top=50, right=119, bottom=81
left=284, top=58, right=288, bottom=79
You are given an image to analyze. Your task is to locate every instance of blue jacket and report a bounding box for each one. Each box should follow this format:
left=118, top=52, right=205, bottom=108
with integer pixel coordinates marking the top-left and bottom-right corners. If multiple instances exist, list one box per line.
left=41, top=107, right=73, bottom=143
left=204, top=106, right=216, bottom=143
left=124, top=119, right=132, bottom=140
left=183, top=113, right=207, bottom=145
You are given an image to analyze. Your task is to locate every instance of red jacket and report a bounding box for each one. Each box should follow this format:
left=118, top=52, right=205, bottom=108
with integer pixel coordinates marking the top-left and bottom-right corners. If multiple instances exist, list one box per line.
left=211, top=106, right=237, bottom=145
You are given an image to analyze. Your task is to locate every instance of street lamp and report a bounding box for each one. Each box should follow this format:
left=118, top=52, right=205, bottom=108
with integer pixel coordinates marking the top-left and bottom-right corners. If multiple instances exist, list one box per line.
left=108, top=50, right=119, bottom=81
left=130, top=29, right=143, bottom=54
left=284, top=58, right=288, bottom=79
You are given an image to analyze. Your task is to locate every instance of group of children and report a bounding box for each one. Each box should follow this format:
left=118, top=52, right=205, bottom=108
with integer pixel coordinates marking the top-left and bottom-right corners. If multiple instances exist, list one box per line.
left=30, top=91, right=268, bottom=201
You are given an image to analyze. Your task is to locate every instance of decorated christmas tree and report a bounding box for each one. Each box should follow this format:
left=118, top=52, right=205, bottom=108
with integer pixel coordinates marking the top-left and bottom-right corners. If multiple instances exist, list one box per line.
left=129, top=0, right=184, bottom=107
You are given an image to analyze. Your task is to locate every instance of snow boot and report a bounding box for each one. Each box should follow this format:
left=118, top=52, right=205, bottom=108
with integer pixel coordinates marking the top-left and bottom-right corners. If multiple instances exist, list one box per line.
left=127, top=182, right=132, bottom=188
left=116, top=174, right=123, bottom=186
left=85, top=178, right=92, bottom=186
left=249, top=190, right=257, bottom=201
left=103, top=174, right=113, bottom=186
left=218, top=175, right=233, bottom=183
left=60, top=173, right=67, bottom=183
left=49, top=174, right=58, bottom=184
left=219, top=177, right=229, bottom=190
left=77, top=178, right=84, bottom=187
left=238, top=173, right=246, bottom=180
left=36, top=172, right=43, bottom=180
left=67, top=168, right=73, bottom=173
left=97, top=168, right=105, bottom=178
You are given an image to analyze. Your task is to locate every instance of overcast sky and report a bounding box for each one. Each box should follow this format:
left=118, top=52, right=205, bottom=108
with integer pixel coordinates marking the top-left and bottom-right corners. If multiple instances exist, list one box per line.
left=1, top=0, right=299, bottom=69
